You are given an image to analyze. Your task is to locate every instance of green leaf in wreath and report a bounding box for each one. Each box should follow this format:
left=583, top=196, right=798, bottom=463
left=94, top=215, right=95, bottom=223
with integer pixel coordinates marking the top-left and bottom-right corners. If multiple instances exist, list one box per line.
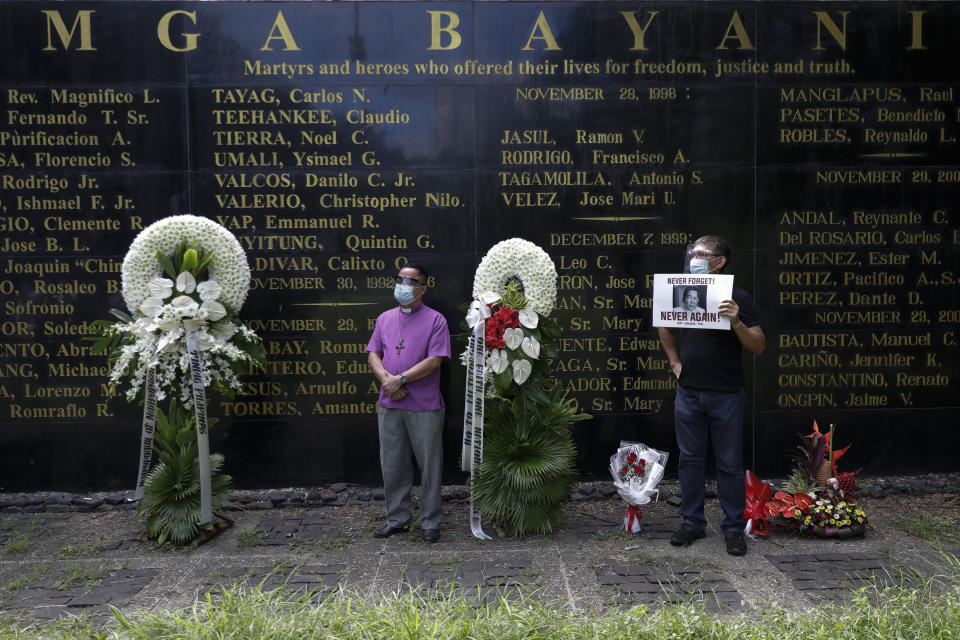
left=109, top=309, right=133, bottom=323
left=157, top=252, right=177, bottom=280
left=195, top=252, right=214, bottom=279
left=494, top=368, right=513, bottom=390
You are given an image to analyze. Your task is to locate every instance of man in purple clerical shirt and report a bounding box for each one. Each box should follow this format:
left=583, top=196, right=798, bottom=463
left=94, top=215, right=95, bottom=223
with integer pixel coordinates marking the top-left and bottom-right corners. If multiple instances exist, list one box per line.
left=366, top=263, right=450, bottom=543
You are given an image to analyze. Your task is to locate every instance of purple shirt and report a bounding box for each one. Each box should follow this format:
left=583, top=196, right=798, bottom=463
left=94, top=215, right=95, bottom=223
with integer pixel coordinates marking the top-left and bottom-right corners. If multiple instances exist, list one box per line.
left=366, top=303, right=450, bottom=411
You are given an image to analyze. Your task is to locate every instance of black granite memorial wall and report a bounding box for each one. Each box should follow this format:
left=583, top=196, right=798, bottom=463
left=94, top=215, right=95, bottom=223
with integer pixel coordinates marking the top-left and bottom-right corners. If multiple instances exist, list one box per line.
left=1, top=1, right=958, bottom=491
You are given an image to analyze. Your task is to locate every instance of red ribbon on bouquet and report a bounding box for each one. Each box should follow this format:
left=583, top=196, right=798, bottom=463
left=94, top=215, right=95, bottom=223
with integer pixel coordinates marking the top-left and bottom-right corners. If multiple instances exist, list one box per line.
left=624, top=505, right=643, bottom=532
left=743, top=470, right=772, bottom=537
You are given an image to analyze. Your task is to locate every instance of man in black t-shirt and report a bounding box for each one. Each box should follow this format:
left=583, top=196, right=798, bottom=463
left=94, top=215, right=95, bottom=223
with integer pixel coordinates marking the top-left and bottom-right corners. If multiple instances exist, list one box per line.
left=657, top=236, right=765, bottom=556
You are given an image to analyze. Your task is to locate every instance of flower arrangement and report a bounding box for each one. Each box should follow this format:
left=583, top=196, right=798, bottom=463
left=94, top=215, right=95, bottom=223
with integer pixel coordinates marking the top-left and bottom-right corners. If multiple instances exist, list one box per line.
left=462, top=238, right=588, bottom=536
left=98, top=215, right=262, bottom=408
left=472, top=237, right=557, bottom=315
left=619, top=451, right=647, bottom=483
left=609, top=442, right=668, bottom=533
left=89, top=215, right=264, bottom=545
left=751, top=422, right=867, bottom=539
left=122, top=214, right=250, bottom=312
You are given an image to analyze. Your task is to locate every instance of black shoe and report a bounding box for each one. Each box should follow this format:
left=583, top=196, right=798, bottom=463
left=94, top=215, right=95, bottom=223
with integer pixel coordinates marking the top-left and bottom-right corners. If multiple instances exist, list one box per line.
left=670, top=525, right=706, bottom=547
left=374, top=523, right=409, bottom=538
left=725, top=532, right=747, bottom=556
left=422, top=528, right=440, bottom=543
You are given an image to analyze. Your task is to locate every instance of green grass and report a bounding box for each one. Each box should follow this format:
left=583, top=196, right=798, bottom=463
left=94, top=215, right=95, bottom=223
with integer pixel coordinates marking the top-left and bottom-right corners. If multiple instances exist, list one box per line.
left=235, top=529, right=267, bottom=549
left=0, top=579, right=958, bottom=640
left=60, top=536, right=108, bottom=557
left=291, top=535, right=353, bottom=552
left=5, top=564, right=102, bottom=593
left=0, top=533, right=31, bottom=555
left=53, top=565, right=103, bottom=591
left=0, top=523, right=43, bottom=555
left=6, top=565, right=53, bottom=591
left=898, top=515, right=957, bottom=542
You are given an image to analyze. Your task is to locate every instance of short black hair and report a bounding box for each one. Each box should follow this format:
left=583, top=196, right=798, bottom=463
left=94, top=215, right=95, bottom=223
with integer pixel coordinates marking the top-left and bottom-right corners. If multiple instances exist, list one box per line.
left=683, top=286, right=699, bottom=299
left=694, top=235, right=731, bottom=271
left=401, top=263, right=428, bottom=283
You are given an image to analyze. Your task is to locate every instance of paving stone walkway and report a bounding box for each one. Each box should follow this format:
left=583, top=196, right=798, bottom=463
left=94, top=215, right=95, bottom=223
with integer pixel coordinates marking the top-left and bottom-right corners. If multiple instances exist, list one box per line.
left=404, top=557, right=538, bottom=604
left=766, top=551, right=910, bottom=603
left=596, top=559, right=743, bottom=611
left=0, top=489, right=956, bottom=623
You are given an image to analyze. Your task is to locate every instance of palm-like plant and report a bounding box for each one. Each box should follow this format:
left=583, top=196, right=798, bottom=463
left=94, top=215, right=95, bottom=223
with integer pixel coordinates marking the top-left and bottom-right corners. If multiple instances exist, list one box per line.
left=137, top=400, right=232, bottom=545
left=473, top=381, right=582, bottom=535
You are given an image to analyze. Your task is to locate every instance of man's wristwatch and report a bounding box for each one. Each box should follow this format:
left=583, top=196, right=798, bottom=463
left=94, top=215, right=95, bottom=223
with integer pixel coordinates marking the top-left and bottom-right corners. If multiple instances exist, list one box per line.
left=399, top=375, right=408, bottom=386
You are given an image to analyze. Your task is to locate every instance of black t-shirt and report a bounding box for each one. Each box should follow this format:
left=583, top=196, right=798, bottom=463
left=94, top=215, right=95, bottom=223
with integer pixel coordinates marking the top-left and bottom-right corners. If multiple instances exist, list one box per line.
left=675, top=285, right=761, bottom=392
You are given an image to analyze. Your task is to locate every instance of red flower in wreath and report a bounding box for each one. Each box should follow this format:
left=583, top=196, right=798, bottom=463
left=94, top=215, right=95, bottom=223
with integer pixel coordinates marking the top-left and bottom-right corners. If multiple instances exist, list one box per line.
left=484, top=305, right=520, bottom=350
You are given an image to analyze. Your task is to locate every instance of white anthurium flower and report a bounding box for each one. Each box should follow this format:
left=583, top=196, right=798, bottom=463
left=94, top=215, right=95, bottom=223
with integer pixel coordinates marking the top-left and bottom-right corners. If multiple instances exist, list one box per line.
left=183, top=318, right=206, bottom=332
left=518, top=308, right=539, bottom=329
left=201, top=300, right=227, bottom=321
left=503, top=327, right=523, bottom=350
left=481, top=291, right=501, bottom=305
left=196, top=280, right=222, bottom=302
left=487, top=349, right=509, bottom=374
left=155, top=327, right=182, bottom=353
left=147, top=277, right=174, bottom=299
left=465, top=300, right=491, bottom=328
left=139, top=296, right=165, bottom=318
left=195, top=333, right=216, bottom=351
left=512, top=359, right=532, bottom=385
left=521, top=336, right=540, bottom=359
left=176, top=271, right=197, bottom=294
left=154, top=317, right=178, bottom=332
left=171, top=295, right=196, bottom=308
left=212, top=321, right=237, bottom=342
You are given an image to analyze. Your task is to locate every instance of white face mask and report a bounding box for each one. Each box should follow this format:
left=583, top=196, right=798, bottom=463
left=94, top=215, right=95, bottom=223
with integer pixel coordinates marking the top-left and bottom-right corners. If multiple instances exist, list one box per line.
left=689, top=257, right=711, bottom=274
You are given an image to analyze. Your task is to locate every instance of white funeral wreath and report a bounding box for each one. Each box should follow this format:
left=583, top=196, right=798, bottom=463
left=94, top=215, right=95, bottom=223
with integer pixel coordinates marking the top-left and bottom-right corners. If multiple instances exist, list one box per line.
left=122, top=214, right=251, bottom=314
left=471, top=237, right=558, bottom=316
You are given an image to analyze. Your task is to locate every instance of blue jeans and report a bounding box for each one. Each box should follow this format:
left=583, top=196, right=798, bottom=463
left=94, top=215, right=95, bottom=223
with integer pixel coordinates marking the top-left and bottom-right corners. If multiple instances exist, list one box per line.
left=674, top=386, right=746, bottom=534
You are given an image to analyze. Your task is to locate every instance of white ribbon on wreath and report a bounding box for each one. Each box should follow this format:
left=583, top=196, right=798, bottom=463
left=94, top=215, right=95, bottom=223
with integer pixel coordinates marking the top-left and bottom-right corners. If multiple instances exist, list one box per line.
left=461, top=297, right=493, bottom=540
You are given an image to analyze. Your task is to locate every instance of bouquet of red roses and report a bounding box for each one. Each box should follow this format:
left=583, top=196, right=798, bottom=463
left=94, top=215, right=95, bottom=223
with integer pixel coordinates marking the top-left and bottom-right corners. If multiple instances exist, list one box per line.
left=609, top=441, right=668, bottom=533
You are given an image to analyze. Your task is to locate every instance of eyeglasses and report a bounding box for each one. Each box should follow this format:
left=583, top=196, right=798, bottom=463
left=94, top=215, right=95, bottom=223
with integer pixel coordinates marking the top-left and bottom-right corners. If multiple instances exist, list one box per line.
left=690, top=250, right=715, bottom=259
left=394, top=276, right=423, bottom=286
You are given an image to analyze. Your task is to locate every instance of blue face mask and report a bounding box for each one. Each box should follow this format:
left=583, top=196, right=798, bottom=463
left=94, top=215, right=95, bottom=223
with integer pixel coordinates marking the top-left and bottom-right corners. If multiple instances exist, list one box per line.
left=394, top=284, right=416, bottom=305
left=689, top=258, right=710, bottom=274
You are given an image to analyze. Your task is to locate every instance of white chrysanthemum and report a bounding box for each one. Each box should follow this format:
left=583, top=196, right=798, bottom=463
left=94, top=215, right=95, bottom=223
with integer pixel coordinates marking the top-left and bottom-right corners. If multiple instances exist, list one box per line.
left=121, top=215, right=251, bottom=313
left=472, top=238, right=557, bottom=316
